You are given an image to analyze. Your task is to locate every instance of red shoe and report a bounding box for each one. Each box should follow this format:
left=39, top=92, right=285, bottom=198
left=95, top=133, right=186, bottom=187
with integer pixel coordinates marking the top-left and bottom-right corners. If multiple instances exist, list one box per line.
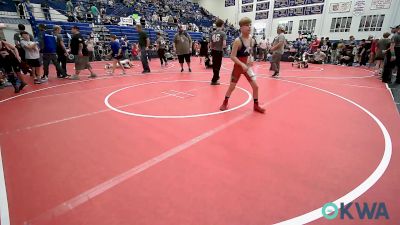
left=254, top=103, right=265, bottom=113
left=220, top=99, right=229, bottom=111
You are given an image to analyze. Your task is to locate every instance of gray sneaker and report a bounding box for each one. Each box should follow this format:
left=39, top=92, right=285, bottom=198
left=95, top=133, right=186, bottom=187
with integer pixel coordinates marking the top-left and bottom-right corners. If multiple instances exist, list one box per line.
left=69, top=75, right=80, bottom=80
left=88, top=73, right=97, bottom=78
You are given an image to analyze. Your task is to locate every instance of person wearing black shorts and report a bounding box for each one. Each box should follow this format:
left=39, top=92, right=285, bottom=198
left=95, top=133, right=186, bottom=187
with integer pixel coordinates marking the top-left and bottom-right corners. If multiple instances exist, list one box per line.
left=174, top=25, right=192, bottom=72
left=0, top=40, right=27, bottom=93
left=199, top=36, right=209, bottom=64
left=20, top=31, right=43, bottom=84
left=156, top=32, right=168, bottom=66
left=109, top=35, right=126, bottom=75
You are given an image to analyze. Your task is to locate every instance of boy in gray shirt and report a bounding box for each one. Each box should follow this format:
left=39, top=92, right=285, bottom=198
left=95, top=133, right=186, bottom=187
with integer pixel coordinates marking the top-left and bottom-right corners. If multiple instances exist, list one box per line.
left=210, top=19, right=227, bottom=85
left=156, top=32, right=168, bottom=66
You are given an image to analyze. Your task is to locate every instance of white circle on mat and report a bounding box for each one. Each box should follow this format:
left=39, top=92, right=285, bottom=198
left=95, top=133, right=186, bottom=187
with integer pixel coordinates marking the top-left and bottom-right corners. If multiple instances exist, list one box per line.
left=104, top=80, right=252, bottom=119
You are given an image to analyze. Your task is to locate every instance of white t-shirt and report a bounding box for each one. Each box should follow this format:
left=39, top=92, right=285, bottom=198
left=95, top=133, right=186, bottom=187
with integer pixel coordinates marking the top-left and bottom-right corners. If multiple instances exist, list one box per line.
left=20, top=40, right=40, bottom=59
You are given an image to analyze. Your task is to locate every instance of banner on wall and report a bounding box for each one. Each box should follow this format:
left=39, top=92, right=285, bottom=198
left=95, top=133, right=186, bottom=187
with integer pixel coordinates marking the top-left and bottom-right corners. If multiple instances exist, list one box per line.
left=353, top=0, right=366, bottom=16
left=273, top=4, right=323, bottom=18
left=329, top=1, right=351, bottom=13
left=225, top=0, right=235, bottom=7
left=256, top=2, right=270, bottom=11
left=257, top=0, right=267, bottom=2
left=242, top=0, right=254, bottom=4
left=274, top=0, right=289, bottom=8
left=371, top=0, right=391, bottom=10
left=255, top=11, right=269, bottom=20
left=242, top=4, right=254, bottom=13
left=274, top=0, right=324, bottom=9
left=304, top=4, right=323, bottom=15
left=288, top=7, right=305, bottom=16
left=119, top=17, right=134, bottom=26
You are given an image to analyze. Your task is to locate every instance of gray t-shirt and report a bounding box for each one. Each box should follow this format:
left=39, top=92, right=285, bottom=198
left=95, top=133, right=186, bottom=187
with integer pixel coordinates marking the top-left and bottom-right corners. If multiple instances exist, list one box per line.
left=56, top=33, right=65, bottom=54
left=210, top=29, right=227, bottom=51
left=272, top=33, right=285, bottom=54
left=157, top=37, right=166, bottom=49
left=20, top=40, right=40, bottom=59
left=391, top=33, right=400, bottom=47
left=174, top=32, right=192, bottom=55
left=377, top=38, right=391, bottom=51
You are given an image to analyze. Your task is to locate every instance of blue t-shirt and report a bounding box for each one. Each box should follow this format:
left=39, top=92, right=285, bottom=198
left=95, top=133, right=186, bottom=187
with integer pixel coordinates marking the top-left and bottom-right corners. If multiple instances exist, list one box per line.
left=111, top=41, right=120, bottom=57
left=38, top=31, right=57, bottom=54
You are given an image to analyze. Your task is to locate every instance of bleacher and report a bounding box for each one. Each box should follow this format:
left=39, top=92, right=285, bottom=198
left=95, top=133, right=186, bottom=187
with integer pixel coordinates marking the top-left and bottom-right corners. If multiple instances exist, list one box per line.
left=5, top=0, right=237, bottom=55
left=35, top=18, right=217, bottom=48
left=30, top=0, right=67, bottom=16
left=36, top=20, right=92, bottom=45
left=0, top=0, right=17, bottom=12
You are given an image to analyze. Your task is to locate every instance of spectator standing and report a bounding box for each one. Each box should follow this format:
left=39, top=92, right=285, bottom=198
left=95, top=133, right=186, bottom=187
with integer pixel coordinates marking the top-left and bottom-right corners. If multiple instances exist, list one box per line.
left=375, top=32, right=391, bottom=75
left=69, top=26, right=97, bottom=79
left=174, top=25, right=193, bottom=72
left=156, top=32, right=168, bottom=66
left=38, top=24, right=69, bottom=80
left=270, top=25, right=286, bottom=77
left=54, top=25, right=69, bottom=78
left=137, top=24, right=151, bottom=73
left=41, top=0, right=51, bottom=21
left=90, top=4, right=100, bottom=24
left=20, top=31, right=43, bottom=84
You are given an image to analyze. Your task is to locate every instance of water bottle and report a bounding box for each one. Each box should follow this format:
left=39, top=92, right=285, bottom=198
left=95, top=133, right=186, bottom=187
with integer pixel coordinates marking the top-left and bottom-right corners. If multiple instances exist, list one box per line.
left=247, top=67, right=256, bottom=81
left=246, top=56, right=256, bottom=81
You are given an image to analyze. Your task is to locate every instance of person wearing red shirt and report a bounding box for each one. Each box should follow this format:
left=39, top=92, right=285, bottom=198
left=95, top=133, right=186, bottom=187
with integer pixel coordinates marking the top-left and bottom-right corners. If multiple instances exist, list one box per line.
left=311, top=37, right=320, bottom=53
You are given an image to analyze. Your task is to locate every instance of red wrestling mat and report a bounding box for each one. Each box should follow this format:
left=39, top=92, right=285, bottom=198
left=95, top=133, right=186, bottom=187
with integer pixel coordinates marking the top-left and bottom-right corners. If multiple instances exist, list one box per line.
left=0, top=59, right=399, bottom=225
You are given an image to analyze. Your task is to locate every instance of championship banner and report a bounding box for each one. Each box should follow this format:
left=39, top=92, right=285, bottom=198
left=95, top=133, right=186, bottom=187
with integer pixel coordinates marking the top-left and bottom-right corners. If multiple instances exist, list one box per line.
left=329, top=2, right=351, bottom=13
left=242, top=4, right=254, bottom=13
left=305, top=0, right=324, bottom=4
left=225, top=0, right=235, bottom=7
left=371, top=0, right=391, bottom=10
left=304, top=4, right=323, bottom=15
left=242, top=0, right=254, bottom=4
left=274, top=0, right=289, bottom=8
left=273, top=4, right=324, bottom=17
left=288, top=7, right=304, bottom=17
left=273, top=8, right=288, bottom=18
left=353, top=0, right=366, bottom=16
left=256, top=2, right=270, bottom=11
left=255, top=11, right=269, bottom=20
left=274, top=0, right=324, bottom=8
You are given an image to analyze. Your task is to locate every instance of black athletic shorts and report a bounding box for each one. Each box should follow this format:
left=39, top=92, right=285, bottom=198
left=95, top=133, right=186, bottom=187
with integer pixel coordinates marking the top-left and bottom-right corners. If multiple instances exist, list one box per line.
left=1, top=57, right=21, bottom=73
left=26, top=58, right=42, bottom=67
left=178, top=54, right=191, bottom=64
